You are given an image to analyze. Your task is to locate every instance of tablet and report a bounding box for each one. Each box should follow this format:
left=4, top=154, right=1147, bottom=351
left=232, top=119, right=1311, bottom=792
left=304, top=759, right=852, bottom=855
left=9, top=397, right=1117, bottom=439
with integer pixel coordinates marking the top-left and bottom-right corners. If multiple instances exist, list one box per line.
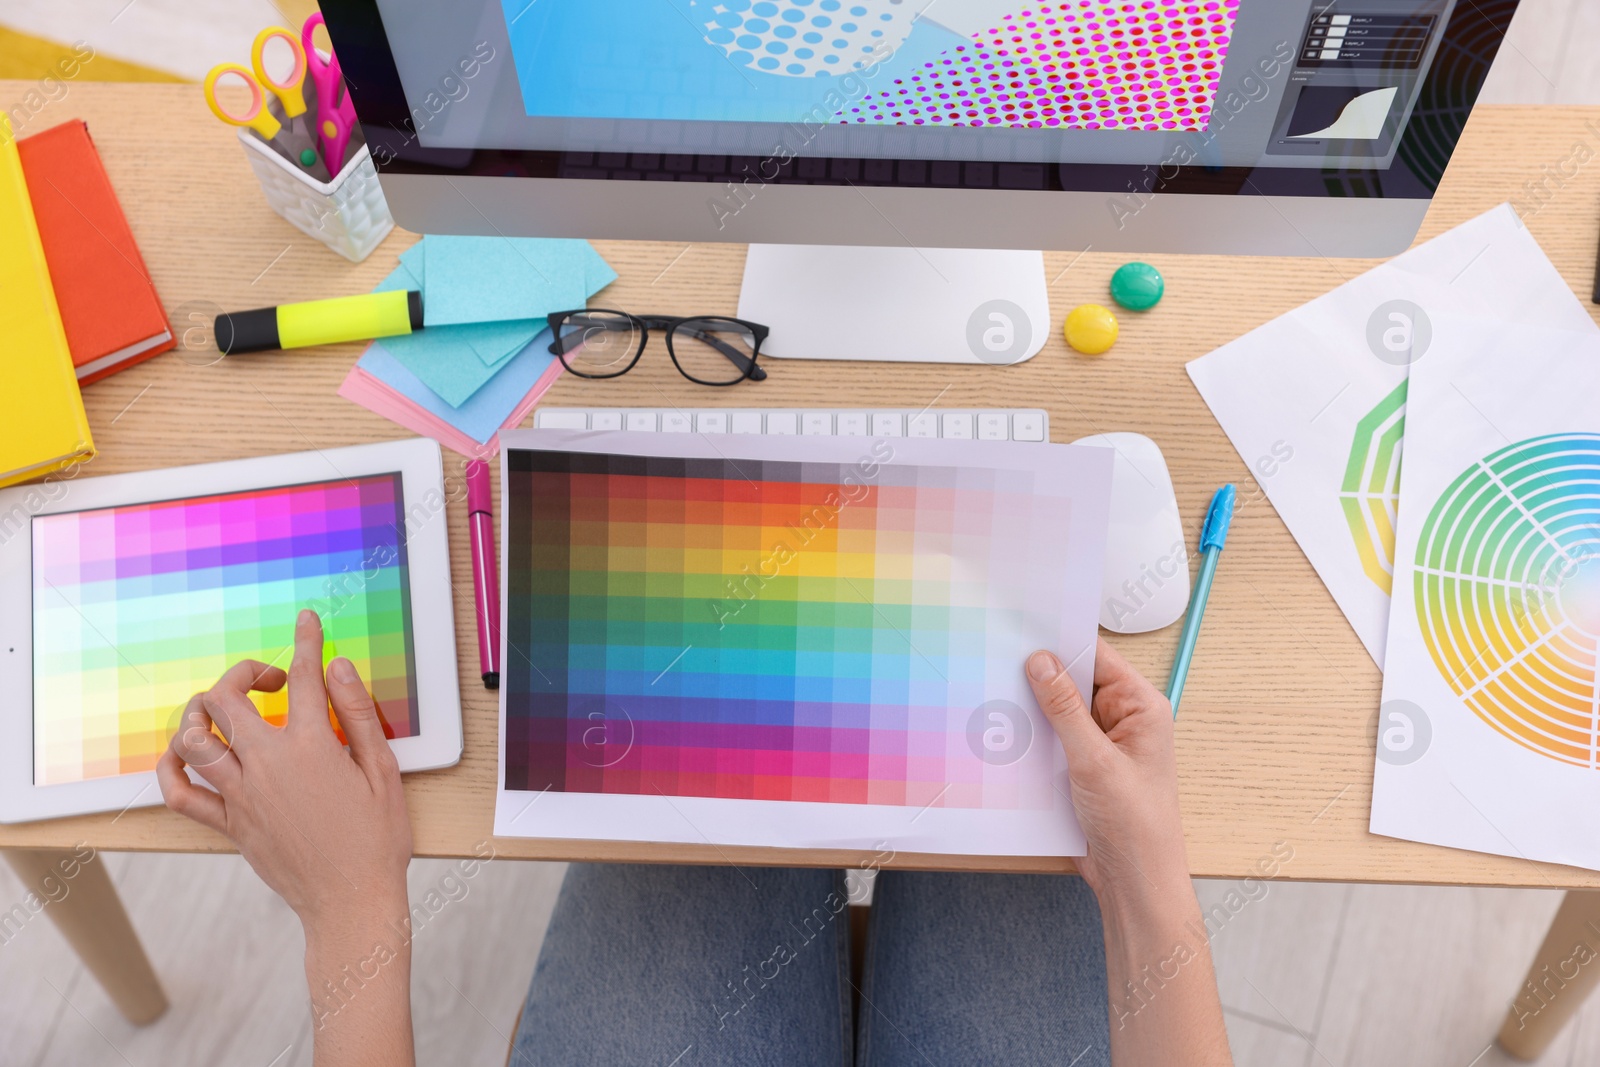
left=0, top=439, right=462, bottom=823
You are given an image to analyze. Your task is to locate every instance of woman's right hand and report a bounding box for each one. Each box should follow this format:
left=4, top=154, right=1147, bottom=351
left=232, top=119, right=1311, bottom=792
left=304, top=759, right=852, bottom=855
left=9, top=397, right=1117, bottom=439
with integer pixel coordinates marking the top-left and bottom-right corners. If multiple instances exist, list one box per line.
left=1025, top=638, right=1233, bottom=1066
left=1025, top=637, right=1189, bottom=904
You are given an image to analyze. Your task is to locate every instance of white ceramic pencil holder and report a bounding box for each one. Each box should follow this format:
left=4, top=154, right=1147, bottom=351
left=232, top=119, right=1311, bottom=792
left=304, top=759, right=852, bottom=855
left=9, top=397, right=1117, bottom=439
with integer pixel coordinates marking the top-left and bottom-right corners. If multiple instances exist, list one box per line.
left=238, top=129, right=394, bottom=263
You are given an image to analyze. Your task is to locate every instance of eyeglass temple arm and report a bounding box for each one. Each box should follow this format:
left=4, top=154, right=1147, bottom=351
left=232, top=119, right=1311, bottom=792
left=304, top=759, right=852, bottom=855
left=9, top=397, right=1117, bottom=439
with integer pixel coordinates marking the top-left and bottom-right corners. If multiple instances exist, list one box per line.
left=547, top=320, right=576, bottom=356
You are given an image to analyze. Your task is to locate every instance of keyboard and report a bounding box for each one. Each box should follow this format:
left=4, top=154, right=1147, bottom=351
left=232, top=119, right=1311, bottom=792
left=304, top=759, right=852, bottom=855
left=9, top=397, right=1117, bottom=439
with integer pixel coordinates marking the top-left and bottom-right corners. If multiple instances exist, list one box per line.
left=532, top=407, right=1050, bottom=442
left=531, top=409, right=1043, bottom=441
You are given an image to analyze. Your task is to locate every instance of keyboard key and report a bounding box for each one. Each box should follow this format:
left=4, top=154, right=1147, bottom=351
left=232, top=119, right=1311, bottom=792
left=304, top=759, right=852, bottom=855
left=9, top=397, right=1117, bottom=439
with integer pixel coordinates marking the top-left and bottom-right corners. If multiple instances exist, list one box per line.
left=625, top=411, right=658, bottom=432
left=661, top=412, right=691, bottom=433
left=802, top=412, right=833, bottom=435
left=872, top=413, right=904, bottom=437
left=696, top=411, right=727, bottom=434
left=837, top=412, right=868, bottom=436
left=536, top=410, right=587, bottom=429
left=941, top=413, right=973, bottom=439
left=767, top=412, right=798, bottom=435
left=591, top=411, right=623, bottom=431
left=731, top=412, right=764, bottom=434
left=978, top=413, right=1008, bottom=440
left=1012, top=412, right=1046, bottom=442
left=908, top=413, right=937, bottom=438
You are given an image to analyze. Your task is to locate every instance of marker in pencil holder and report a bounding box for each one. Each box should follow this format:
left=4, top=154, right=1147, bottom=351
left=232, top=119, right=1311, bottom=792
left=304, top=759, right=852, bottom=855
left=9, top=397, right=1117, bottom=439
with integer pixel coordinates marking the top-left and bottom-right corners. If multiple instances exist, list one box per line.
left=237, top=128, right=393, bottom=263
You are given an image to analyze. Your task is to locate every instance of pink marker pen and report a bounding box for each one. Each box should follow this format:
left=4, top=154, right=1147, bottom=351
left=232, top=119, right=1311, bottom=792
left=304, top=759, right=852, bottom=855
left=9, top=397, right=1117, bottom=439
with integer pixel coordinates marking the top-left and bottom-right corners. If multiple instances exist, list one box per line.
left=466, top=460, right=500, bottom=689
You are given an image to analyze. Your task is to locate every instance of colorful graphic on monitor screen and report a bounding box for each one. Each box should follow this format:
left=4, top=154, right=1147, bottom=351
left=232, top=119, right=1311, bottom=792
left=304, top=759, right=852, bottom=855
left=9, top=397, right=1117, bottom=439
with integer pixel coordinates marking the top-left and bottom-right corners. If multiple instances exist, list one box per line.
left=500, top=0, right=1240, bottom=131
left=32, top=475, right=419, bottom=785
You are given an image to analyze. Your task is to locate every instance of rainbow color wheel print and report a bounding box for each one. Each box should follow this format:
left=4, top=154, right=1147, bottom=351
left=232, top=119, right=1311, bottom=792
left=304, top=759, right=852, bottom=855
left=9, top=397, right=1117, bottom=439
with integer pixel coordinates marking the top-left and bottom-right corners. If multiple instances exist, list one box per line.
left=1415, top=434, right=1600, bottom=768
left=1342, top=381, right=1407, bottom=594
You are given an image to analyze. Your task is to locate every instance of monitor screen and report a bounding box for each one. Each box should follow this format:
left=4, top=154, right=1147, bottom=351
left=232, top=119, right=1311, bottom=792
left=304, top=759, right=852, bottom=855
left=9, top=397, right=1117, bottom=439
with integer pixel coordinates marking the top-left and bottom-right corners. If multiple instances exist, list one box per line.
left=338, top=0, right=1514, bottom=199
left=31, top=475, right=419, bottom=785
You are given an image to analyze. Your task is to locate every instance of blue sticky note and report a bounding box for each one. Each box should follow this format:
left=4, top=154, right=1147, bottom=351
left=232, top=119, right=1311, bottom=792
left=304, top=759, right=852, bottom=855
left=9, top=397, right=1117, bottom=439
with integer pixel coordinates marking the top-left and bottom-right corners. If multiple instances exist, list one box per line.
left=359, top=329, right=560, bottom=445
left=399, top=239, right=426, bottom=285
left=389, top=254, right=421, bottom=290
left=389, top=246, right=542, bottom=368
left=372, top=265, right=541, bottom=402
left=421, top=236, right=601, bottom=326
left=577, top=241, right=619, bottom=295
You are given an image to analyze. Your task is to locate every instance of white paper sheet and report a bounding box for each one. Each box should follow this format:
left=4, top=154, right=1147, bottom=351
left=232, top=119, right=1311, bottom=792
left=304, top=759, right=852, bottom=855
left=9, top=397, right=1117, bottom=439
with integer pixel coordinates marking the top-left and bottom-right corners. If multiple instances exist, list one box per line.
left=1187, top=205, right=1597, bottom=665
left=1371, top=319, right=1600, bottom=870
left=492, top=430, right=1112, bottom=856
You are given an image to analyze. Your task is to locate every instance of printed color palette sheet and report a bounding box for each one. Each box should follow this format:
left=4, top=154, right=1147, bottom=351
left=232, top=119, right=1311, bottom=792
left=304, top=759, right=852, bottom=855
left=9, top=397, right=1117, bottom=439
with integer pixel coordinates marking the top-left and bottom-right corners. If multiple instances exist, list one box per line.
left=495, top=430, right=1112, bottom=856
left=32, top=475, right=419, bottom=785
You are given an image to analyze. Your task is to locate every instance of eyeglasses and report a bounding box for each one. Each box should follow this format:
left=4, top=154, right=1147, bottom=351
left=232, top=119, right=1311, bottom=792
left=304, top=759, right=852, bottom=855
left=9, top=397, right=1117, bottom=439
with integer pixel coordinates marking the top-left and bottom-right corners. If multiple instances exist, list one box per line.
left=546, top=310, right=769, bottom=387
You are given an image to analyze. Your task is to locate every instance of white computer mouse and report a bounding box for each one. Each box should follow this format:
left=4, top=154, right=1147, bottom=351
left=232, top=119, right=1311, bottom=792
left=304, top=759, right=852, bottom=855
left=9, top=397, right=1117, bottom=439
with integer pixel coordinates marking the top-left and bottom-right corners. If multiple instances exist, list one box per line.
left=1072, top=432, right=1190, bottom=633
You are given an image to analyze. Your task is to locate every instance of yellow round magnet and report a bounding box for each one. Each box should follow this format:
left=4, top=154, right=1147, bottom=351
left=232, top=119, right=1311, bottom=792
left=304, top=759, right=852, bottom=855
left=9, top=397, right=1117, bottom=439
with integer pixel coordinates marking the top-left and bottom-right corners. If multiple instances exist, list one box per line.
left=1065, top=304, right=1119, bottom=355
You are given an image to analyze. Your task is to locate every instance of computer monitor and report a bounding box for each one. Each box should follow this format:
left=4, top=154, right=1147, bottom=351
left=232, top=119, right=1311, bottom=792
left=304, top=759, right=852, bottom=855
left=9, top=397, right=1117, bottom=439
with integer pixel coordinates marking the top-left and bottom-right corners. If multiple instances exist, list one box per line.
left=321, top=0, right=1519, bottom=362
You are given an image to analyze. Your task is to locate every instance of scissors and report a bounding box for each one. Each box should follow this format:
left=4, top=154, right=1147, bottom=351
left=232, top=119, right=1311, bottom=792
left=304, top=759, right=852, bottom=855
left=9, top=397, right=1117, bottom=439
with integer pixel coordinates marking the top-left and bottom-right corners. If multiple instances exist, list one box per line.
left=302, top=13, right=359, bottom=174
left=204, top=27, right=325, bottom=175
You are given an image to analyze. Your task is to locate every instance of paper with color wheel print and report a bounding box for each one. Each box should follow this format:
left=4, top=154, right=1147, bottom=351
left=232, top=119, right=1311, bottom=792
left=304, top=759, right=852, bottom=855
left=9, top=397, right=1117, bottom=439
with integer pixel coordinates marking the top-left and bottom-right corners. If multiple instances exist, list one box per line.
left=493, top=430, right=1111, bottom=856
left=1187, top=205, right=1597, bottom=666
left=1372, top=320, right=1600, bottom=871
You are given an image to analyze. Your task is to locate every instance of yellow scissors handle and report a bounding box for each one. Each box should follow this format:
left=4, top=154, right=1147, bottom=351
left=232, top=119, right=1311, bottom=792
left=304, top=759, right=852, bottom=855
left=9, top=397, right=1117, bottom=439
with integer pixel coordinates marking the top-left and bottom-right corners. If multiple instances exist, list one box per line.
left=203, top=64, right=283, bottom=142
left=251, top=26, right=308, bottom=120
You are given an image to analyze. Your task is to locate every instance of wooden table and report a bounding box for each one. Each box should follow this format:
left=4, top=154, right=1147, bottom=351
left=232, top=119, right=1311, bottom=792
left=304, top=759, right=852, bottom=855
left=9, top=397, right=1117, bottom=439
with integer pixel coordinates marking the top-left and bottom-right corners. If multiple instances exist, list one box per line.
left=4, top=82, right=1600, bottom=1048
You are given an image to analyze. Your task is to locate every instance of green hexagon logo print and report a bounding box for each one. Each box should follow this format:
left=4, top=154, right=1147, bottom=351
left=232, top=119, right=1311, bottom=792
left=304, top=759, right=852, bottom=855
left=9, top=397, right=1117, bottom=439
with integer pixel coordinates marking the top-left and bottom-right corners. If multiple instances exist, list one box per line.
left=1341, top=380, right=1407, bottom=595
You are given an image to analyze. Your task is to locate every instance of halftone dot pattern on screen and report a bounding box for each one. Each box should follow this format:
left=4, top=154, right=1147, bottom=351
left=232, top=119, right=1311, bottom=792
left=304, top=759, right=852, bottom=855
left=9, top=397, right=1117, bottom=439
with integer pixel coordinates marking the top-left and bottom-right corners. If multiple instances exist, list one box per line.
left=839, top=1, right=1240, bottom=130
left=1414, top=434, right=1600, bottom=768
left=691, top=0, right=916, bottom=77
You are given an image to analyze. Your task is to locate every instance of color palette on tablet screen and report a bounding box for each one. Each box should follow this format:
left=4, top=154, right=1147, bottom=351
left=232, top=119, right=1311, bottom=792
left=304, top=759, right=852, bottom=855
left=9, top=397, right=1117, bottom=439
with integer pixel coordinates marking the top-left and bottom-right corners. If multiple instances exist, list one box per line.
left=1415, top=433, right=1600, bottom=768
left=502, top=448, right=1064, bottom=810
left=31, top=475, right=419, bottom=785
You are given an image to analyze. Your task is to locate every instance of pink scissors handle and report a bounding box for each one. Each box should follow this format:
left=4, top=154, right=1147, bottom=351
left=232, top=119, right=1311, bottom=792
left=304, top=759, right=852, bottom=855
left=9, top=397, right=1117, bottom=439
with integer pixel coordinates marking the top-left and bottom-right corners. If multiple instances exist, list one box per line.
left=302, top=12, right=358, bottom=172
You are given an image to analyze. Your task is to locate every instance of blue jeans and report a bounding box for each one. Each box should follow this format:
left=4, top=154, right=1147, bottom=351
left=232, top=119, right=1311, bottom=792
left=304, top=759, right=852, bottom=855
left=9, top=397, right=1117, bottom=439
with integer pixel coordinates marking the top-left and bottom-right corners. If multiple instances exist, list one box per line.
left=510, top=864, right=1110, bottom=1066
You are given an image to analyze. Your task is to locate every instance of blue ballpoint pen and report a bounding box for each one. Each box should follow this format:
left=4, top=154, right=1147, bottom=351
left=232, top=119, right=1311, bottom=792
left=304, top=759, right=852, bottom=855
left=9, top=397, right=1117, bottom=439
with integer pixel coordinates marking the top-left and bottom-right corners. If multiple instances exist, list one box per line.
left=1166, top=484, right=1236, bottom=717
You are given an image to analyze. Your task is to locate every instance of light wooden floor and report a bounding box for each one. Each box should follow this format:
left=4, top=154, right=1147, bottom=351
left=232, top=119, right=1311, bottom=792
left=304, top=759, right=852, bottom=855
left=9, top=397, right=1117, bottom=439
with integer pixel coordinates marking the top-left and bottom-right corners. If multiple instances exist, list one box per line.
left=1, top=0, right=1598, bottom=1064
left=0, top=852, right=566, bottom=1067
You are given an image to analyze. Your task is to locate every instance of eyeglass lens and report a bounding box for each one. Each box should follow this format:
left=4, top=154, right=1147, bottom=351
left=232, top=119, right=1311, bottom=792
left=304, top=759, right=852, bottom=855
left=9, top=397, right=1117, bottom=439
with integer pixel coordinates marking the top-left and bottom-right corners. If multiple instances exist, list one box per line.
left=554, top=311, right=643, bottom=378
left=668, top=317, right=760, bottom=385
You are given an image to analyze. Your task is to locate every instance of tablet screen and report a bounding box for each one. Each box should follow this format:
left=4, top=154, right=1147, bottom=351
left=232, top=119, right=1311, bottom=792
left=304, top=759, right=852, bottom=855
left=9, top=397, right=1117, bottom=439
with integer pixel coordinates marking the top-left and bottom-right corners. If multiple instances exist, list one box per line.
left=31, top=474, right=420, bottom=785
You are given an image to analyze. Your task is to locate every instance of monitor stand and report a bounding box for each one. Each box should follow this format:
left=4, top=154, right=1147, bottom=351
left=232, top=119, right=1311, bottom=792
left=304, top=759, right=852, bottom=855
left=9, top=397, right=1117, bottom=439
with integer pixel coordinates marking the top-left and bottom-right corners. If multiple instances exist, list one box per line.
left=737, top=245, right=1051, bottom=366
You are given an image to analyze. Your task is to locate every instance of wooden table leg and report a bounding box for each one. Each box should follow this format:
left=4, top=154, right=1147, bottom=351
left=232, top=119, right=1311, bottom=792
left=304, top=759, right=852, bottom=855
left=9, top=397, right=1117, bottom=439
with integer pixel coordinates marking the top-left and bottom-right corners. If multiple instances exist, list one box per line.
left=3, top=848, right=168, bottom=1025
left=1499, top=890, right=1600, bottom=1060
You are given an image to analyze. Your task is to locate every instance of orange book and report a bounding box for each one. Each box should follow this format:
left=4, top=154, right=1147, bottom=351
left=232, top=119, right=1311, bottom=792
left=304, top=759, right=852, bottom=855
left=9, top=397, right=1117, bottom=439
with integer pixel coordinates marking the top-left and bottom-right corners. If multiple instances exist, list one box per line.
left=17, top=120, right=173, bottom=385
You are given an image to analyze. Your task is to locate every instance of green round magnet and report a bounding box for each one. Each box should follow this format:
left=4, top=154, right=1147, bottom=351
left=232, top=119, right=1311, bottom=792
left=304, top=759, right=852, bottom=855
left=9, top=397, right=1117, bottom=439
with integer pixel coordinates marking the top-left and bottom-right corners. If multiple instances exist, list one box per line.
left=1110, top=261, right=1164, bottom=311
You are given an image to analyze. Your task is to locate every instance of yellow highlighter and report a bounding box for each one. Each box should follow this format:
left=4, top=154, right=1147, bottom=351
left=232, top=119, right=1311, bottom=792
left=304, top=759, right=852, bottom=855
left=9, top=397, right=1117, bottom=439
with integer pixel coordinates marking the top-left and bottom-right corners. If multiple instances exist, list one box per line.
left=214, top=290, right=423, bottom=354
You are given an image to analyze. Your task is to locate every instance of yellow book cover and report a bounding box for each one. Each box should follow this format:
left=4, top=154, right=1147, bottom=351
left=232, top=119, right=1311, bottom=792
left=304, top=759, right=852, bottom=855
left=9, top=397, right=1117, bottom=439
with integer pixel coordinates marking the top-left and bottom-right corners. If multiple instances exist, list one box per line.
left=0, top=112, right=94, bottom=489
